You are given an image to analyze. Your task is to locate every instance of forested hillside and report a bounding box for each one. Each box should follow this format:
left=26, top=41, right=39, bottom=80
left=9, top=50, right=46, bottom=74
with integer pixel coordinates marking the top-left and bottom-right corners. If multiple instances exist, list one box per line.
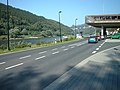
left=0, top=3, right=72, bottom=39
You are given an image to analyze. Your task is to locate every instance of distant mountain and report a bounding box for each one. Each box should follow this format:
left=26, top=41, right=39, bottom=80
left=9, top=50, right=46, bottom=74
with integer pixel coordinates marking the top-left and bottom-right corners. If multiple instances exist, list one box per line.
left=0, top=3, right=72, bottom=38
left=71, top=24, right=101, bottom=35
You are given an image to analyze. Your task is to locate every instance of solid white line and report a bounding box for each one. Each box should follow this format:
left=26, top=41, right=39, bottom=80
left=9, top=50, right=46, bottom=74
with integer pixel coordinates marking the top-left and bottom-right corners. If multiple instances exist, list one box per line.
left=52, top=51, right=59, bottom=55
left=92, top=51, right=97, bottom=54
left=5, top=63, right=23, bottom=70
left=19, top=55, right=31, bottom=59
left=35, top=56, right=46, bottom=60
left=63, top=48, right=69, bottom=51
left=0, top=62, right=6, bottom=65
left=96, top=48, right=99, bottom=50
left=39, top=51, right=47, bottom=54
left=52, top=48, right=58, bottom=51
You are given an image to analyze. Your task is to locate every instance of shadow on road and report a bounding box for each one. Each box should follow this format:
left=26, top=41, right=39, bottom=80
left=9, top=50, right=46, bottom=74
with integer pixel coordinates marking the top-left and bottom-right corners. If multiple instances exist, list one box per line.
left=0, top=47, right=120, bottom=90
left=45, top=47, right=120, bottom=90
left=0, top=66, right=59, bottom=90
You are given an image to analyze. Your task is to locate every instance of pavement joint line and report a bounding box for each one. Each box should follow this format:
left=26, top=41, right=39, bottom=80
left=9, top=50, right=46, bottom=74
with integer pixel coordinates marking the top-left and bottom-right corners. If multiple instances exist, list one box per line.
left=35, top=56, right=46, bottom=60
left=39, top=51, right=47, bottom=54
left=5, top=63, right=23, bottom=70
left=92, top=51, right=97, bottom=54
left=0, top=62, right=6, bottom=65
left=52, top=51, right=59, bottom=55
left=63, top=48, right=69, bottom=51
left=19, top=55, right=31, bottom=59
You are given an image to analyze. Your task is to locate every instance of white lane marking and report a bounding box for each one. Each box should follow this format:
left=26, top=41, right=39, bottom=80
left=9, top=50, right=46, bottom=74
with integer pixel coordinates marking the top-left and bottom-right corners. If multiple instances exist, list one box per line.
left=71, top=46, right=75, bottom=48
left=52, top=51, right=59, bottom=55
left=68, top=44, right=75, bottom=46
left=77, top=44, right=82, bottom=46
left=96, top=48, right=99, bottom=51
left=101, top=43, right=103, bottom=46
left=63, top=48, right=69, bottom=51
left=61, top=46, right=66, bottom=48
left=52, top=48, right=58, bottom=51
left=5, top=63, right=23, bottom=70
left=35, top=56, right=46, bottom=60
left=0, top=62, right=6, bottom=65
left=101, top=41, right=105, bottom=46
left=99, top=46, right=101, bottom=48
left=92, top=51, right=97, bottom=54
left=39, top=51, right=47, bottom=54
left=19, top=55, right=31, bottom=59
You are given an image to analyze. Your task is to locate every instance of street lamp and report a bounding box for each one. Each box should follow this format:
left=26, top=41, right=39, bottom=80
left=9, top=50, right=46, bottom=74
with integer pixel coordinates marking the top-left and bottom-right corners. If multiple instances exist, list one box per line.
left=7, top=0, right=10, bottom=50
left=58, top=11, right=62, bottom=42
left=75, top=18, right=78, bottom=39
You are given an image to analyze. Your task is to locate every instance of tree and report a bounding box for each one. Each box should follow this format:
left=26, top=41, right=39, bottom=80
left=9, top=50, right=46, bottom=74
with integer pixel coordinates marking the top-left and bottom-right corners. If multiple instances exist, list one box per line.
left=21, top=28, right=28, bottom=35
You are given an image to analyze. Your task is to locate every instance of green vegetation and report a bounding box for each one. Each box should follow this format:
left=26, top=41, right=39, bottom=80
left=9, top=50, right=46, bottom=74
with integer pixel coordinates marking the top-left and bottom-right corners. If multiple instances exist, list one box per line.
left=0, top=36, right=78, bottom=54
left=0, top=3, right=73, bottom=39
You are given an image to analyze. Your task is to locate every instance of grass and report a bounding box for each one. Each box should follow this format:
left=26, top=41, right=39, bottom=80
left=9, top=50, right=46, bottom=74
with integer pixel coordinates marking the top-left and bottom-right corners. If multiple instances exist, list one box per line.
left=0, top=36, right=82, bottom=54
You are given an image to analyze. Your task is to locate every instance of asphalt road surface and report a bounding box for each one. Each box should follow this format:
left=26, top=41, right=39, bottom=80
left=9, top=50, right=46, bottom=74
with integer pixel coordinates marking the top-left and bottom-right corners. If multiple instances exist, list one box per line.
left=0, top=39, right=119, bottom=90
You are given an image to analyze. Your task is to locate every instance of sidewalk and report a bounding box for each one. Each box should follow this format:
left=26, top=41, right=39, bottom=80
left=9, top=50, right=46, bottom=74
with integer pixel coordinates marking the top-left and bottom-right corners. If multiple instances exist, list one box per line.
left=44, top=45, right=120, bottom=90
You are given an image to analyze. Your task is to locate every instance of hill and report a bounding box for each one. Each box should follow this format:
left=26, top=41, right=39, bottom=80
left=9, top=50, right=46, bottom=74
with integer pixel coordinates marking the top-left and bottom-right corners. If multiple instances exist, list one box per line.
left=71, top=24, right=101, bottom=35
left=0, top=3, right=72, bottom=38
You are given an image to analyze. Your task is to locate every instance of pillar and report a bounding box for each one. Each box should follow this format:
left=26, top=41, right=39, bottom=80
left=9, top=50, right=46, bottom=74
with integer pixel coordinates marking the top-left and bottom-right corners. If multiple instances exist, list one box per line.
left=101, top=26, right=106, bottom=39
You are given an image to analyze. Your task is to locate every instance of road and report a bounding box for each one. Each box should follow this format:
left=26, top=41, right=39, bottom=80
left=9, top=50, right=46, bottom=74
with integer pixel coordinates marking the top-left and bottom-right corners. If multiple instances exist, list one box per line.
left=0, top=39, right=120, bottom=90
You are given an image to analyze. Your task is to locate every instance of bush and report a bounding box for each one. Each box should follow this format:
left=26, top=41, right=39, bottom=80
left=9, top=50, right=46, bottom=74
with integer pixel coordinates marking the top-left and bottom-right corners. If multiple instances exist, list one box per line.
left=36, top=41, right=53, bottom=46
left=10, top=41, right=31, bottom=49
left=0, top=36, right=7, bottom=40
left=0, top=45, right=7, bottom=50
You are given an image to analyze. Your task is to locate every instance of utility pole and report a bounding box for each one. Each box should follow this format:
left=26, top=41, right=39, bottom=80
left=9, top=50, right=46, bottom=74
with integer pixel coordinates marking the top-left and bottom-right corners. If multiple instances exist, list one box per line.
left=7, top=0, right=10, bottom=50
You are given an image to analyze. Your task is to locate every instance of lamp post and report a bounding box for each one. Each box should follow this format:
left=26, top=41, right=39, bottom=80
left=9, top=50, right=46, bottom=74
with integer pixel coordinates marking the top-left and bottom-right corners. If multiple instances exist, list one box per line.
left=7, top=0, right=10, bottom=50
left=59, top=11, right=62, bottom=42
left=75, top=18, right=78, bottom=39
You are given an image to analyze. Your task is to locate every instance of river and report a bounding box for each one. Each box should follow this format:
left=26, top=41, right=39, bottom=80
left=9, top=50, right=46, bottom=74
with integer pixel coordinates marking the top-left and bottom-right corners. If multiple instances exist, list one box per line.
left=0, top=37, right=60, bottom=45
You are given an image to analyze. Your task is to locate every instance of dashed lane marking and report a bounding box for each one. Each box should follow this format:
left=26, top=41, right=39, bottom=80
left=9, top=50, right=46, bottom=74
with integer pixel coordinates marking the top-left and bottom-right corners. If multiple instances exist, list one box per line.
left=96, top=48, right=99, bottom=51
left=92, top=51, right=97, bottom=54
left=52, top=51, right=59, bottom=55
left=35, top=56, right=46, bottom=60
left=52, top=48, right=58, bottom=51
left=19, top=55, right=31, bottom=59
left=5, top=63, right=23, bottom=70
left=61, top=46, right=66, bottom=48
left=70, top=46, right=75, bottom=48
left=63, top=48, right=69, bottom=51
left=39, top=51, right=47, bottom=54
left=0, top=62, right=6, bottom=65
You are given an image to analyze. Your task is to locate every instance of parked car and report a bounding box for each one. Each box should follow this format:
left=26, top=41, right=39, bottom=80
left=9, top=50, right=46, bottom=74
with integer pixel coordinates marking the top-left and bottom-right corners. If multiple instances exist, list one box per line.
left=96, top=36, right=101, bottom=41
left=111, top=33, right=120, bottom=39
left=88, top=36, right=98, bottom=43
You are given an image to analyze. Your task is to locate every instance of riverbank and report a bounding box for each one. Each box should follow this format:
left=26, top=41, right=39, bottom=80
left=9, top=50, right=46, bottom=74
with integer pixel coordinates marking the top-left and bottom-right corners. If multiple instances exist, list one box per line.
left=0, top=36, right=81, bottom=54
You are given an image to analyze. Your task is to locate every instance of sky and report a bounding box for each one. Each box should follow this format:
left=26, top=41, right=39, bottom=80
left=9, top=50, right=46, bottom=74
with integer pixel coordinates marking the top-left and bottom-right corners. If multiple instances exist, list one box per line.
left=0, top=0, right=120, bottom=27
